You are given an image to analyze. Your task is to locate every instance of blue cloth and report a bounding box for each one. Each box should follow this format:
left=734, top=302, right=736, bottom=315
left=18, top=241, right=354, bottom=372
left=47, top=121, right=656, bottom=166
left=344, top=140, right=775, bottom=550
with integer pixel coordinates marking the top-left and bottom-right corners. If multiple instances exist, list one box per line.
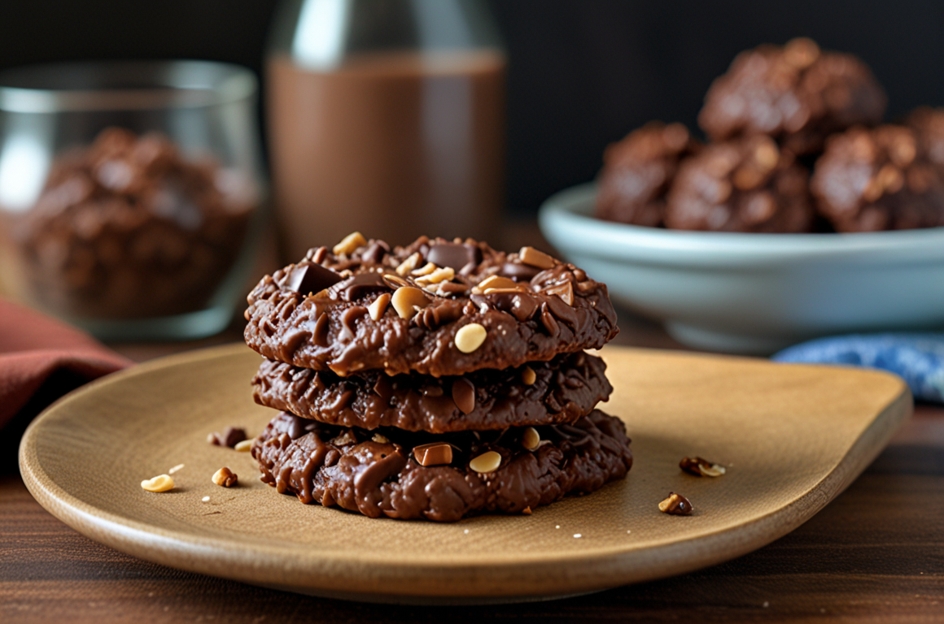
left=773, top=333, right=944, bottom=403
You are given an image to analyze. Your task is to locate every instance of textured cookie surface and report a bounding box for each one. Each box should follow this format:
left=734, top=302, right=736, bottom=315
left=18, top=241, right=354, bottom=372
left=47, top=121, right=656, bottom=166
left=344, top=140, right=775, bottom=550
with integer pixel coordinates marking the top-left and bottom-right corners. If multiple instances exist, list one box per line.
left=698, top=37, right=886, bottom=155
left=595, top=122, right=700, bottom=227
left=244, top=236, right=619, bottom=377
left=252, top=351, right=611, bottom=433
left=811, top=124, right=944, bottom=232
left=666, top=135, right=814, bottom=232
left=251, top=410, right=633, bottom=522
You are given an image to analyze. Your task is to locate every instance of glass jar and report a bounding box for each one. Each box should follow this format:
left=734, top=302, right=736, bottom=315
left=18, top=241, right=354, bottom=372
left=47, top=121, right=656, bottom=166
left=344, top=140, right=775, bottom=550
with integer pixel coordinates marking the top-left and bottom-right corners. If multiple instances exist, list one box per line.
left=0, top=61, right=265, bottom=340
left=267, top=0, right=505, bottom=262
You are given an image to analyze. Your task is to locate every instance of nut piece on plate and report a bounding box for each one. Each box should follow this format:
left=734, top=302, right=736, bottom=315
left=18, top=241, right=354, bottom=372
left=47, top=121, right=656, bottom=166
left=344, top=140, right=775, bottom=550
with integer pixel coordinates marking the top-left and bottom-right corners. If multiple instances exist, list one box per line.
left=212, top=467, right=238, bottom=487
left=811, top=124, right=944, bottom=232
left=658, top=492, right=694, bottom=516
left=666, top=135, right=814, bottom=232
left=699, top=37, right=887, bottom=155
left=595, top=122, right=700, bottom=226
left=679, top=456, right=727, bottom=477
left=141, top=474, right=175, bottom=493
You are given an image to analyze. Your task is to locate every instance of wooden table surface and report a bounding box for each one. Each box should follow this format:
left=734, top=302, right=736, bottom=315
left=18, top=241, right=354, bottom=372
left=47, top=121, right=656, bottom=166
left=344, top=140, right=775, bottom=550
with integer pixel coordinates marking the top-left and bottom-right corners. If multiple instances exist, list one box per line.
left=2, top=305, right=944, bottom=621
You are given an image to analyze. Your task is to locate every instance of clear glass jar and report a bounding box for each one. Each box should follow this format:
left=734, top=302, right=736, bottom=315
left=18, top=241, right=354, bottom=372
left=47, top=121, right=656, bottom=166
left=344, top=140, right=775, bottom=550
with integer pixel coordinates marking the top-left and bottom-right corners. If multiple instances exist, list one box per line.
left=0, top=61, right=265, bottom=340
left=267, top=0, right=505, bottom=262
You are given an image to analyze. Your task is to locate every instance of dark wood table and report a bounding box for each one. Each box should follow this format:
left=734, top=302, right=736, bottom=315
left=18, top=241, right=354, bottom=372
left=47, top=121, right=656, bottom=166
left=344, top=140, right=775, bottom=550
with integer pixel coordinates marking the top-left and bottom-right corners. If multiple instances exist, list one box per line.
left=2, top=310, right=943, bottom=623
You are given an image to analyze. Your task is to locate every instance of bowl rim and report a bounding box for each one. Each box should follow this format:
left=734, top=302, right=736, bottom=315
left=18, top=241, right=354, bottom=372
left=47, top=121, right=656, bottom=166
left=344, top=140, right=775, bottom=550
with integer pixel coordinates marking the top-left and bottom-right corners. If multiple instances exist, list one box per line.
left=539, top=183, right=944, bottom=266
left=0, top=60, right=257, bottom=114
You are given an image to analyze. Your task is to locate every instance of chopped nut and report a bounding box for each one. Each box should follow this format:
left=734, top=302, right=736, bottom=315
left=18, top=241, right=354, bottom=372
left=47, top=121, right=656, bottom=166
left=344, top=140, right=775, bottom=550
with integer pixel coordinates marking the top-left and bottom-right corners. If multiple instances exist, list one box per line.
left=368, top=292, right=391, bottom=320
left=658, top=492, right=693, bottom=516
left=455, top=323, right=487, bottom=353
left=234, top=440, right=253, bottom=452
left=469, top=450, right=502, bottom=473
left=333, top=231, right=367, bottom=256
left=391, top=286, right=429, bottom=319
left=371, top=433, right=390, bottom=444
left=168, top=463, right=185, bottom=474
left=519, top=246, right=556, bottom=270
left=413, top=442, right=453, bottom=467
left=141, top=474, right=175, bottom=493
left=545, top=282, right=574, bottom=306
left=411, top=262, right=437, bottom=277
left=522, top=427, right=541, bottom=451
left=474, top=275, right=519, bottom=294
left=332, top=430, right=357, bottom=446
left=521, top=506, right=532, bottom=515
left=395, top=252, right=422, bottom=276
left=521, top=366, right=537, bottom=385
left=679, top=456, right=727, bottom=477
left=212, top=467, right=238, bottom=488
left=382, top=273, right=410, bottom=289
left=416, top=266, right=454, bottom=285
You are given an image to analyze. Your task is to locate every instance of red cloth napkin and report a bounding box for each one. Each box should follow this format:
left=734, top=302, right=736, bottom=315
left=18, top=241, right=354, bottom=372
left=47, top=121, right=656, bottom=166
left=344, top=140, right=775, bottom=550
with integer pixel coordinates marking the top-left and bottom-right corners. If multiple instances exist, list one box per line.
left=0, top=298, right=131, bottom=430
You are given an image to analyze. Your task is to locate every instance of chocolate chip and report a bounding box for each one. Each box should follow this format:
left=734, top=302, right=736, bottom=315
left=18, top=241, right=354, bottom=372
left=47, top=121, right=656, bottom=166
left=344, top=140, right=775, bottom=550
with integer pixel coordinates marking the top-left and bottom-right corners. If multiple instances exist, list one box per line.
left=207, top=426, right=247, bottom=448
left=331, top=272, right=390, bottom=301
left=361, top=240, right=389, bottom=264
left=372, top=375, right=393, bottom=401
left=283, top=263, right=342, bottom=295
left=452, top=378, right=476, bottom=414
left=427, top=242, right=482, bottom=270
left=500, top=262, right=540, bottom=281
left=412, top=442, right=454, bottom=467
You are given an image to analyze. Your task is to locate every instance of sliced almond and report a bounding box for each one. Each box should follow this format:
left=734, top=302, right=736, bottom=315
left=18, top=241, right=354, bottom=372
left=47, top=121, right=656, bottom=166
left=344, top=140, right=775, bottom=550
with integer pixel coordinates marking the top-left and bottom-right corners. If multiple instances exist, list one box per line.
left=395, top=252, right=422, bottom=276
left=469, top=450, right=502, bottom=473
left=522, top=427, right=541, bottom=451
left=392, top=286, right=429, bottom=319
left=411, top=262, right=437, bottom=277
left=141, top=474, right=175, bottom=493
left=333, top=231, right=366, bottom=256
left=519, top=246, right=556, bottom=269
left=368, top=293, right=391, bottom=321
left=455, top=323, right=487, bottom=353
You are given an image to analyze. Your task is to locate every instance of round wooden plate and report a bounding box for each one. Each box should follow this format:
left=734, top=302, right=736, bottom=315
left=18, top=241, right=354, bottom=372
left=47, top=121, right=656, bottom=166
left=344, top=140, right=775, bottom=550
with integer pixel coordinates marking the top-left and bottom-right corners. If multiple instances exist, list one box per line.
left=19, top=344, right=910, bottom=604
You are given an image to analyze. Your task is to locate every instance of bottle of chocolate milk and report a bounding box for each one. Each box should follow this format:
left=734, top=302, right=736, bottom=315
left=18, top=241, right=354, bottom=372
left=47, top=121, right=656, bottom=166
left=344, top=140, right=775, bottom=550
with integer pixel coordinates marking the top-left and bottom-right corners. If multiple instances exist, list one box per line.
left=267, top=0, right=505, bottom=261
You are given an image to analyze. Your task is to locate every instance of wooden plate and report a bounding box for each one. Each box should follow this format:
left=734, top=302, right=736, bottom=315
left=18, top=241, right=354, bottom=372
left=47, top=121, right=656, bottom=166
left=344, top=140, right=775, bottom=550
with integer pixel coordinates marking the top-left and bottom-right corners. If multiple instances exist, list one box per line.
left=18, top=344, right=910, bottom=604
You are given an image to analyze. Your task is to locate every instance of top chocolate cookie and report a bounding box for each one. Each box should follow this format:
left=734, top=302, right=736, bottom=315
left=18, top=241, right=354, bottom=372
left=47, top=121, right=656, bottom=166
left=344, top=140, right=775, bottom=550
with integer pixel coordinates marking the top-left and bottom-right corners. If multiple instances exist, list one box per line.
left=699, top=38, right=886, bottom=155
left=244, top=234, right=619, bottom=377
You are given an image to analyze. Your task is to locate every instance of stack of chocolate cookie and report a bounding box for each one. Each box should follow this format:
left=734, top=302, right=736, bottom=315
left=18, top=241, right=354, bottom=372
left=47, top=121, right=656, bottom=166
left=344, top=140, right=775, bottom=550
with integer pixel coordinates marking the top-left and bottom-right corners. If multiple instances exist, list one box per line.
left=244, top=233, right=632, bottom=521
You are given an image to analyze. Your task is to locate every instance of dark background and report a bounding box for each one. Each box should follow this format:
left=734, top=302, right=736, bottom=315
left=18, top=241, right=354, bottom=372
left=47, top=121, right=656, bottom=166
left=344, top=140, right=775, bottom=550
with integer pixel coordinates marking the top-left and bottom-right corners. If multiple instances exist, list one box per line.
left=1, top=0, right=943, bottom=216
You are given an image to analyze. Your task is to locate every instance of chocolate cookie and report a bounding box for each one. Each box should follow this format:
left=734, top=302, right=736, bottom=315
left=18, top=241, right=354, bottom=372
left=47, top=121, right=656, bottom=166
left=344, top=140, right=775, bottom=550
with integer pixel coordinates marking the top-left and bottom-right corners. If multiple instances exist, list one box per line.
left=699, top=38, right=886, bottom=155
left=244, top=236, right=619, bottom=377
left=251, top=410, right=633, bottom=522
left=665, top=135, right=814, bottom=232
left=8, top=127, right=255, bottom=319
left=252, top=351, right=612, bottom=433
left=811, top=125, right=944, bottom=232
left=595, top=122, right=700, bottom=226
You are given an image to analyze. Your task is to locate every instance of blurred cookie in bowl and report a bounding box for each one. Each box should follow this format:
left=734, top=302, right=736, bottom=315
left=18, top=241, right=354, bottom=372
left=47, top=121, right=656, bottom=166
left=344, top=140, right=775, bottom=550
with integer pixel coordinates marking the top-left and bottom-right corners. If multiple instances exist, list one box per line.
left=811, top=124, right=944, bottom=232
left=665, top=135, right=814, bottom=232
left=594, top=122, right=700, bottom=227
left=698, top=37, right=887, bottom=156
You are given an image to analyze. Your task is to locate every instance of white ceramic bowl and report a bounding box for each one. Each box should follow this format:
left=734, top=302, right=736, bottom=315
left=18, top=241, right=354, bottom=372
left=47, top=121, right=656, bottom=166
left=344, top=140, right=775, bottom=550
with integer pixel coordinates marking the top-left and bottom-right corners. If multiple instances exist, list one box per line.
left=539, top=183, right=944, bottom=354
